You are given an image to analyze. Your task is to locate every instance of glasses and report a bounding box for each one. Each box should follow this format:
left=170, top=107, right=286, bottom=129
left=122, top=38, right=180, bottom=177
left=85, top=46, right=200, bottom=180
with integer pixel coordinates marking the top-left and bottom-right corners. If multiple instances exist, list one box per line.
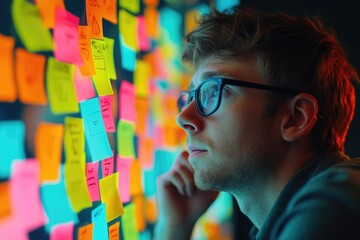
left=178, top=77, right=301, bottom=116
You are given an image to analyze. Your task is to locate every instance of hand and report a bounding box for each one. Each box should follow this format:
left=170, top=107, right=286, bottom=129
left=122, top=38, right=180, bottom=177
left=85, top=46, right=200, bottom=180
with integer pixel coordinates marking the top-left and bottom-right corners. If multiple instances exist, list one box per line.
left=154, top=151, right=219, bottom=240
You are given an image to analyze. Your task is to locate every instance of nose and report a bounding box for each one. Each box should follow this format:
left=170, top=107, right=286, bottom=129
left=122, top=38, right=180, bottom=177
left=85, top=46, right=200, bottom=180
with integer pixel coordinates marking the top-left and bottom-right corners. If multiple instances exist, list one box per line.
left=176, top=100, right=203, bottom=133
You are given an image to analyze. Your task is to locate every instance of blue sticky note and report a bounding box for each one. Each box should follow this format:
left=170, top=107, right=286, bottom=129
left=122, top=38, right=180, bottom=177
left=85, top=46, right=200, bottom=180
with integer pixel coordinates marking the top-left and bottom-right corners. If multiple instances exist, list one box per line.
left=0, top=120, right=25, bottom=178
left=91, top=203, right=109, bottom=240
left=80, top=98, right=113, bottom=162
left=119, top=35, right=136, bottom=71
left=143, top=169, right=156, bottom=197
left=214, top=0, right=240, bottom=12
left=159, top=7, right=182, bottom=46
left=153, top=149, right=176, bottom=179
left=41, top=165, right=79, bottom=233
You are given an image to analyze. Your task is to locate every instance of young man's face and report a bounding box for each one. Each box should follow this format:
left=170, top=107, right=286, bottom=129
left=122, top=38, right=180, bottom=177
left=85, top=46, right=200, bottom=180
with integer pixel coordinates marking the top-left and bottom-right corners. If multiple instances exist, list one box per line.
left=176, top=55, right=284, bottom=194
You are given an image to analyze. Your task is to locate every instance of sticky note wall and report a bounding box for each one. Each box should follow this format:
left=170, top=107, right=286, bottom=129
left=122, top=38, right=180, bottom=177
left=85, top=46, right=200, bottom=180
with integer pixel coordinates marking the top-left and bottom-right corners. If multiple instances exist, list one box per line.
left=0, top=0, right=235, bottom=239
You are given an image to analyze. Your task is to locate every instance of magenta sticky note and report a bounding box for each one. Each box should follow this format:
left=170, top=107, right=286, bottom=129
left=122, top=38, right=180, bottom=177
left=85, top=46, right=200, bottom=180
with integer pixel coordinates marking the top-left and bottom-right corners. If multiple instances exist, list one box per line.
left=74, top=67, right=96, bottom=102
left=137, top=16, right=150, bottom=51
left=86, top=162, right=100, bottom=202
left=101, top=155, right=114, bottom=177
left=116, top=155, right=132, bottom=203
left=50, top=222, right=74, bottom=240
left=119, top=81, right=136, bottom=122
left=99, top=95, right=116, bottom=132
left=53, top=7, right=83, bottom=65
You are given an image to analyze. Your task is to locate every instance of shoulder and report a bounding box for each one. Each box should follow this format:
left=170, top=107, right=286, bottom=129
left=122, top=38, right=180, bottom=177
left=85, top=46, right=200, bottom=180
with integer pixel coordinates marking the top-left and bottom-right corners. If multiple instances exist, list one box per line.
left=271, top=160, right=360, bottom=240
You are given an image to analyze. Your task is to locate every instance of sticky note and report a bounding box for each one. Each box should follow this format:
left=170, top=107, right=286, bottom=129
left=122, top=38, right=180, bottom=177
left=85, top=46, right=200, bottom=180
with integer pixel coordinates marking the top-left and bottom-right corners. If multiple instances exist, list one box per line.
left=0, top=34, right=16, bottom=102
left=130, top=160, right=143, bottom=196
left=86, top=162, right=100, bottom=202
left=154, top=149, right=176, bottom=178
left=133, top=195, right=146, bottom=231
left=41, top=165, right=79, bottom=232
left=143, top=169, right=156, bottom=197
left=74, top=66, right=96, bottom=102
left=80, top=97, right=113, bottom=162
left=0, top=120, right=25, bottom=178
left=85, top=0, right=103, bottom=39
left=34, top=0, right=65, bottom=28
left=101, top=0, right=117, bottom=24
left=35, top=122, right=63, bottom=182
left=119, top=35, right=136, bottom=71
left=122, top=203, right=139, bottom=240
left=100, top=95, right=116, bottom=132
left=50, top=222, right=74, bottom=240
left=120, top=0, right=140, bottom=14
left=108, top=222, right=120, bottom=240
left=0, top=181, right=12, bottom=218
left=119, top=10, right=138, bottom=51
left=137, top=16, right=150, bottom=51
left=135, top=97, right=149, bottom=135
left=104, top=37, right=117, bottom=80
left=143, top=0, right=159, bottom=6
left=116, top=156, right=132, bottom=203
left=160, top=7, right=182, bottom=45
left=138, top=136, right=154, bottom=169
left=46, top=57, right=79, bottom=114
left=145, top=198, right=157, bottom=223
left=99, top=172, right=125, bottom=222
left=16, top=48, right=47, bottom=105
left=91, top=204, right=108, bottom=240
left=91, top=38, right=114, bottom=96
left=144, top=7, right=159, bottom=38
left=12, top=0, right=54, bottom=52
left=78, top=25, right=96, bottom=76
left=102, top=155, right=114, bottom=177
left=64, top=117, right=85, bottom=163
left=54, top=7, right=84, bottom=65
left=117, top=120, right=135, bottom=158
left=134, top=59, right=150, bottom=97
left=77, top=223, right=93, bottom=240
left=119, top=81, right=136, bottom=122
left=64, top=161, right=92, bottom=212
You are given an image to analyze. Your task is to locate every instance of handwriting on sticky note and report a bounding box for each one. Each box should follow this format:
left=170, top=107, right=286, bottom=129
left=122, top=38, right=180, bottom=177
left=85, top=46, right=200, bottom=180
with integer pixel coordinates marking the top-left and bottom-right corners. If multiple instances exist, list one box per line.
left=108, top=221, right=120, bottom=240
left=102, top=155, right=114, bottom=177
left=91, top=204, right=108, bottom=240
left=86, top=162, right=100, bottom=201
left=64, top=117, right=85, bottom=164
left=78, top=25, right=96, bottom=76
left=54, top=7, right=83, bottom=65
left=100, top=95, right=116, bottom=132
left=0, top=34, right=16, bottom=102
left=78, top=223, right=93, bottom=240
left=46, top=57, right=79, bottom=114
left=85, top=0, right=103, bottom=39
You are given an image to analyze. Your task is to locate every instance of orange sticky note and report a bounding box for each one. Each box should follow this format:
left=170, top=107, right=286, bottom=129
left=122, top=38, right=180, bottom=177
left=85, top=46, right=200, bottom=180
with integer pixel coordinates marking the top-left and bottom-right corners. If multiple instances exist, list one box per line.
left=138, top=136, right=154, bottom=168
left=16, top=48, right=47, bottom=105
left=0, top=34, right=16, bottom=102
left=145, top=198, right=158, bottom=223
left=78, top=223, right=93, bottom=240
left=133, top=195, right=146, bottom=231
left=86, top=0, right=104, bottom=39
left=108, top=222, right=120, bottom=240
left=144, top=7, right=159, bottom=39
left=135, top=97, right=149, bottom=135
left=101, top=0, right=117, bottom=24
left=143, top=0, right=159, bottom=6
left=130, top=160, right=143, bottom=196
left=34, top=0, right=65, bottom=29
left=78, top=25, right=96, bottom=76
left=119, top=9, right=138, bottom=51
left=0, top=181, right=12, bottom=219
left=35, top=122, right=64, bottom=182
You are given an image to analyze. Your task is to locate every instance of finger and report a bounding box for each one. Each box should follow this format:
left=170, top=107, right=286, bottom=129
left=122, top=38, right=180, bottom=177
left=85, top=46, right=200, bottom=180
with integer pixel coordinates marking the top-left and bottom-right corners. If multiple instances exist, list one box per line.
left=176, top=151, right=194, bottom=173
left=175, top=164, right=196, bottom=196
left=168, top=169, right=187, bottom=195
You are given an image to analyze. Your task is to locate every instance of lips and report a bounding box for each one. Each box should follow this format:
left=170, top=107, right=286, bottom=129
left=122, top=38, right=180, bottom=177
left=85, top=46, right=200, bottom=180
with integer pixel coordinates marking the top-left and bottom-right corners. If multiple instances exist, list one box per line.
left=186, top=144, right=208, bottom=159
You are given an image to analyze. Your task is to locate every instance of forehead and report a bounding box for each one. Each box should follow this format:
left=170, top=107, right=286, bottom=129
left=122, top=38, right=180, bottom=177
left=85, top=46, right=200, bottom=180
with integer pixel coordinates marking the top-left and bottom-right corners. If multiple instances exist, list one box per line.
left=189, top=55, right=265, bottom=89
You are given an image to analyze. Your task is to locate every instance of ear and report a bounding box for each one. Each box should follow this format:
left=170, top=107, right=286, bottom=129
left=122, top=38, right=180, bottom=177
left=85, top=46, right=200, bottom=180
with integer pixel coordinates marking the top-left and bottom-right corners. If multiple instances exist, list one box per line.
left=281, top=93, right=319, bottom=142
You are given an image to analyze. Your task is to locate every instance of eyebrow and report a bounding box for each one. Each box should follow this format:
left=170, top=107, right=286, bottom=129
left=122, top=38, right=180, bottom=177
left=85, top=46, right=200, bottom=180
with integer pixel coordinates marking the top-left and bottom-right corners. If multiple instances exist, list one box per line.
left=189, top=71, right=235, bottom=89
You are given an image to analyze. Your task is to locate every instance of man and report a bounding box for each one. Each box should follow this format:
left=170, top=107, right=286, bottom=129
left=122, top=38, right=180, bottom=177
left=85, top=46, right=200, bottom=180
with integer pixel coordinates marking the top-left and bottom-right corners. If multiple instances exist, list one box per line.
left=155, top=5, right=360, bottom=240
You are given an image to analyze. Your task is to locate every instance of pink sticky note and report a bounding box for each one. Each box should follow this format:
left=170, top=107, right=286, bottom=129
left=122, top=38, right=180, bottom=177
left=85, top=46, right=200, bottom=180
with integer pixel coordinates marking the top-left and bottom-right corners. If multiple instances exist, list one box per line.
left=74, top=67, right=96, bottom=102
left=116, top=155, right=132, bottom=203
left=137, top=16, right=150, bottom=51
left=119, top=81, right=136, bottom=122
left=54, top=7, right=83, bottom=65
left=50, top=222, right=74, bottom=240
left=101, top=155, right=114, bottom=177
left=86, top=162, right=100, bottom=202
left=99, top=95, right=116, bottom=132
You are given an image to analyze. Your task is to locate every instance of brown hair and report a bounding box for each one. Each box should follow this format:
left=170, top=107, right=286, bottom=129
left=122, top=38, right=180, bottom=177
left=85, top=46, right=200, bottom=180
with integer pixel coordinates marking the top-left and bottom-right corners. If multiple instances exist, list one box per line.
left=182, top=6, right=359, bottom=152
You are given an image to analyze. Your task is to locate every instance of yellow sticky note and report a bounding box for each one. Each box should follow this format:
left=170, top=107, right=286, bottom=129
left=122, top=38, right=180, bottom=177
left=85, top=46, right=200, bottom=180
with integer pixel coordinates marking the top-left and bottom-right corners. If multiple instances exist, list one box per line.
left=34, top=0, right=65, bottom=28
left=0, top=34, right=16, bottom=102
left=108, top=221, right=120, bottom=240
left=35, top=122, right=63, bottom=182
left=46, top=57, right=79, bottom=114
left=99, top=172, right=125, bottom=222
left=64, top=161, right=92, bottom=212
left=79, top=25, right=96, bottom=76
left=0, top=181, right=12, bottom=218
left=119, top=10, right=138, bottom=51
left=120, top=0, right=140, bottom=14
left=91, top=38, right=114, bottom=96
left=64, top=117, right=85, bottom=164
left=78, top=223, right=93, bottom=240
left=16, top=48, right=47, bottom=105
left=122, top=203, right=139, bottom=240
left=133, top=195, right=146, bottom=231
left=134, top=59, right=150, bottom=97
left=12, top=0, right=54, bottom=52
left=117, top=120, right=135, bottom=158
left=104, top=37, right=117, bottom=80
left=130, top=160, right=143, bottom=196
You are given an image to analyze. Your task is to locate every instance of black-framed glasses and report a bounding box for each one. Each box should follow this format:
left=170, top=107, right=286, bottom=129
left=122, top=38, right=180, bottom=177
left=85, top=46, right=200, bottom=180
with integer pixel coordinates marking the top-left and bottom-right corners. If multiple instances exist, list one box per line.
left=178, top=77, right=301, bottom=116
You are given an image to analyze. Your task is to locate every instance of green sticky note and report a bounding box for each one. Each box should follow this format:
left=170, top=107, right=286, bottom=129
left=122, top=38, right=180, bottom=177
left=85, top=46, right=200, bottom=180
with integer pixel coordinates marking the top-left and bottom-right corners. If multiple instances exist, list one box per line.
left=104, top=37, right=117, bottom=80
left=12, top=0, right=53, bottom=52
left=122, top=203, right=139, bottom=240
left=117, top=120, right=135, bottom=158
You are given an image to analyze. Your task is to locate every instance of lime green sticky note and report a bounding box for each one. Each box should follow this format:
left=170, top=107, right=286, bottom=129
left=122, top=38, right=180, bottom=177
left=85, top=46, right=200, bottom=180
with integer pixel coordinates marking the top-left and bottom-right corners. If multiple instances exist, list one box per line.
left=122, top=203, right=139, bottom=240
left=120, top=0, right=140, bottom=14
left=104, top=37, right=117, bottom=80
left=90, top=38, right=114, bottom=96
left=117, top=120, right=135, bottom=158
left=46, top=57, right=79, bottom=114
left=119, top=10, right=138, bottom=51
left=12, top=0, right=54, bottom=52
